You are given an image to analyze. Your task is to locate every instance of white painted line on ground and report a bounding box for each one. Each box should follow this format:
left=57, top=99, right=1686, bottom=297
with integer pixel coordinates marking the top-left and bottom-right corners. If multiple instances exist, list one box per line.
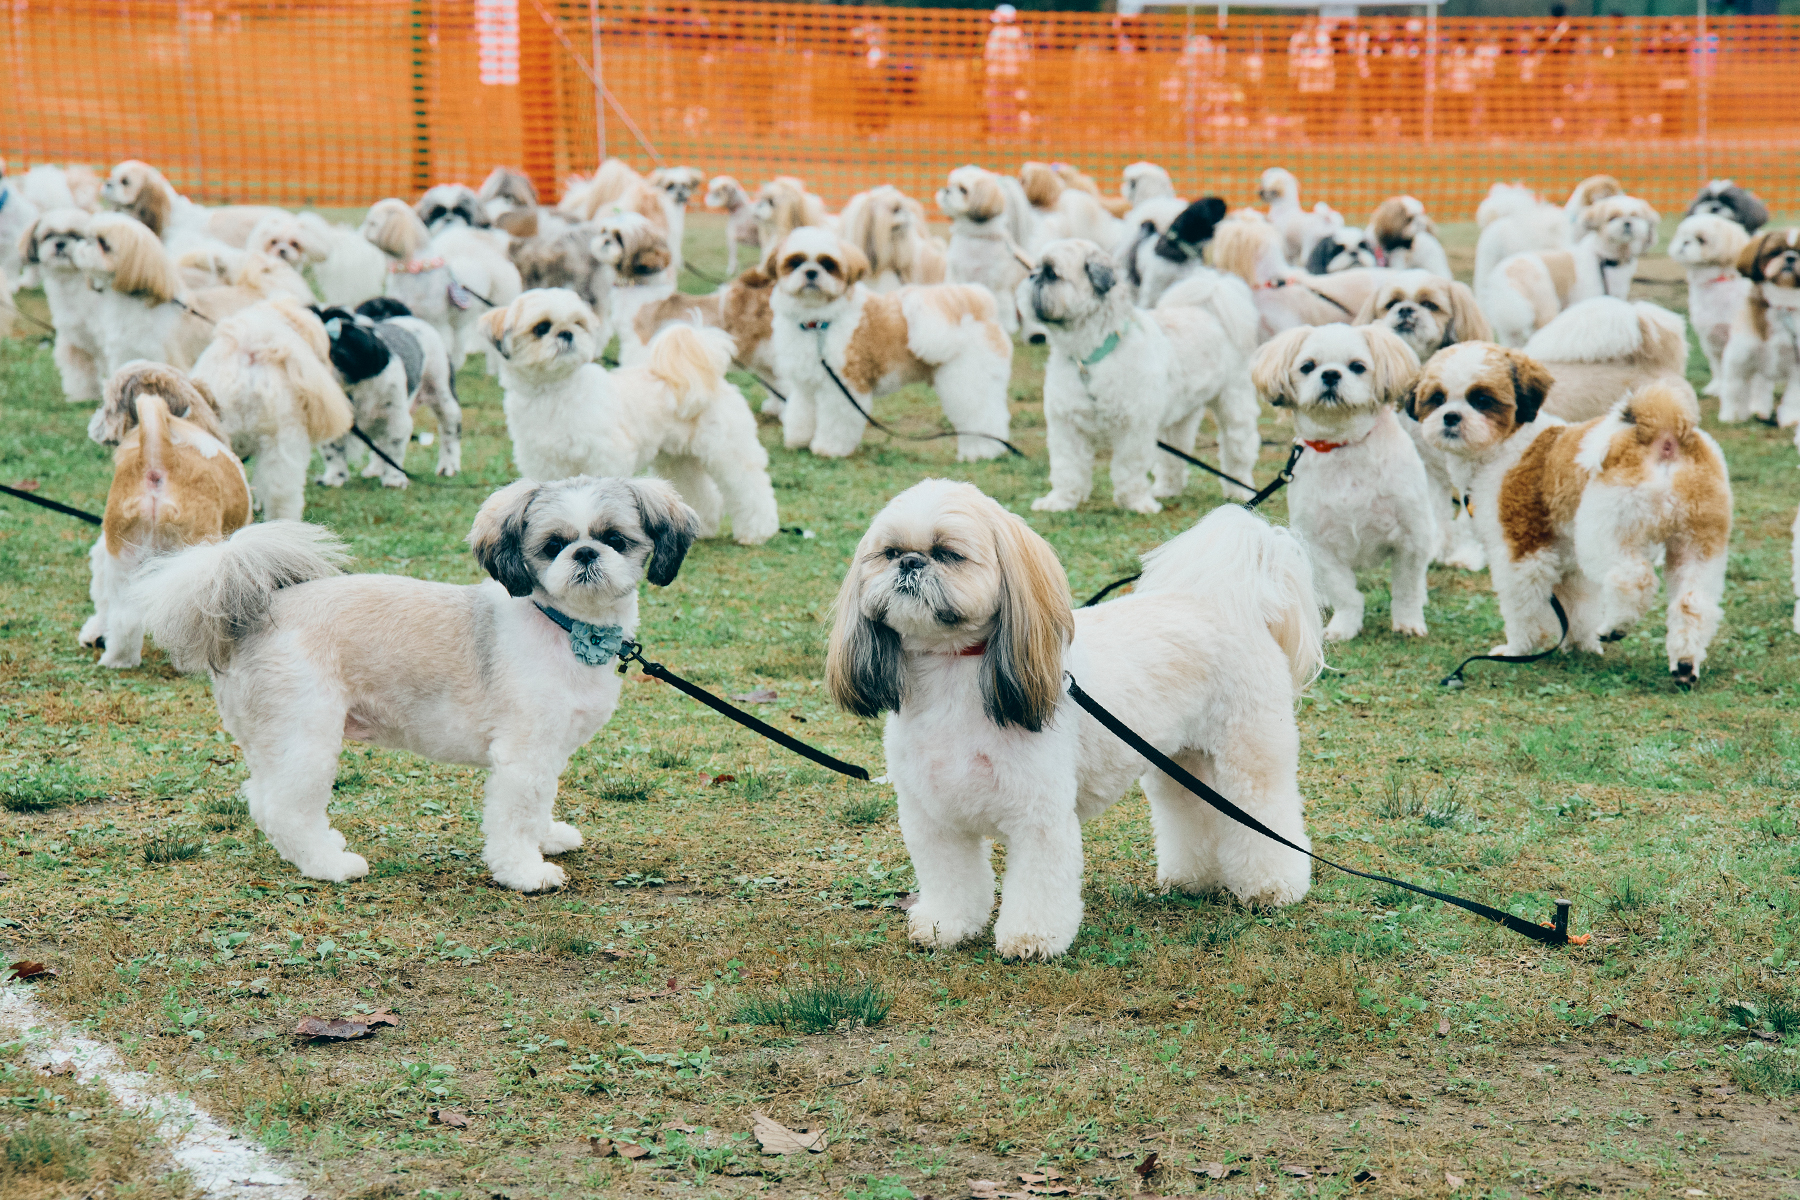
left=1, top=983, right=310, bottom=1198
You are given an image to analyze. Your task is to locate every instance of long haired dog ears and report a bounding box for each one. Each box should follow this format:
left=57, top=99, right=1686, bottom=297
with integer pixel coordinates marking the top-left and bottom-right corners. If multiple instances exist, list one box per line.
left=1084, top=252, right=1116, bottom=297
left=837, top=240, right=872, bottom=286
left=468, top=479, right=542, bottom=597
left=825, top=552, right=905, bottom=720
left=1248, top=326, right=1312, bottom=407
left=357, top=297, right=413, bottom=321
left=981, top=506, right=1075, bottom=732
left=1505, top=348, right=1556, bottom=426
left=628, top=478, right=701, bottom=587
left=315, top=306, right=393, bottom=384
left=478, top=306, right=512, bottom=355
left=91, top=361, right=219, bottom=445
left=1362, top=325, right=1423, bottom=401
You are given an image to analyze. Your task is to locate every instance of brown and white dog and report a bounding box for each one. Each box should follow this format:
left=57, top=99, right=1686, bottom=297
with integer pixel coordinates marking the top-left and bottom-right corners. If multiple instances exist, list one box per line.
left=625, top=257, right=782, bottom=400
left=1720, top=228, right=1800, bottom=427
left=768, top=227, right=1013, bottom=460
left=704, top=175, right=761, bottom=277
left=1472, top=174, right=1624, bottom=294
left=752, top=176, right=833, bottom=254
left=1212, top=213, right=1386, bottom=339
left=80, top=362, right=251, bottom=669
left=1019, top=162, right=1122, bottom=246
left=936, top=165, right=1041, bottom=336
left=838, top=185, right=947, bottom=292
left=1409, top=345, right=1731, bottom=684
left=1367, top=195, right=1451, bottom=278
left=1480, top=194, right=1660, bottom=347
left=99, top=158, right=282, bottom=251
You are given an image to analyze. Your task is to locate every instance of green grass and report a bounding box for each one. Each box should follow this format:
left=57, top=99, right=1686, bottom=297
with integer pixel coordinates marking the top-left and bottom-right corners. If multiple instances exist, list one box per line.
left=140, top=834, right=202, bottom=864
left=734, top=979, right=895, bottom=1033
left=2, top=210, right=1798, bottom=1194
left=2, top=1120, right=89, bottom=1182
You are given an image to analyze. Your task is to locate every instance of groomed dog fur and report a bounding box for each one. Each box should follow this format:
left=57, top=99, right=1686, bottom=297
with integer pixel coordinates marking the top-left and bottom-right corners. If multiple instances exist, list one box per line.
left=826, top=480, right=1321, bottom=959
left=838, top=185, right=947, bottom=293
left=1720, top=228, right=1800, bottom=427
left=312, top=303, right=461, bottom=486
left=1668, top=214, right=1752, bottom=398
left=136, top=476, right=700, bottom=891
left=16, top=208, right=104, bottom=400
left=1525, top=297, right=1695, bottom=424
left=1686, top=179, right=1768, bottom=235
left=936, top=165, right=1042, bottom=337
left=360, top=198, right=523, bottom=371
left=1367, top=195, right=1451, bottom=278
left=1481, top=194, right=1659, bottom=347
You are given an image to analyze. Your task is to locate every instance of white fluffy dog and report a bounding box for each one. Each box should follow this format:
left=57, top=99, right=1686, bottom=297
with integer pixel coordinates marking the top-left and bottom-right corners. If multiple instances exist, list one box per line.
left=1258, top=168, right=1343, bottom=264
left=936, top=165, right=1041, bottom=335
left=769, top=227, right=1014, bottom=461
left=137, top=476, right=700, bottom=891
left=1668, top=214, right=1751, bottom=398
left=1025, top=238, right=1260, bottom=513
left=704, top=175, right=761, bottom=278
left=16, top=208, right=105, bottom=400
left=1720, top=229, right=1800, bottom=427
left=189, top=298, right=355, bottom=520
left=1472, top=175, right=1621, bottom=292
left=1481, top=194, right=1659, bottom=347
left=484, top=288, right=779, bottom=546
left=248, top=211, right=388, bottom=307
left=825, top=480, right=1322, bottom=960
left=1252, top=323, right=1432, bottom=641
left=838, top=185, right=947, bottom=292
left=1121, top=161, right=1177, bottom=211
left=360, top=198, right=522, bottom=370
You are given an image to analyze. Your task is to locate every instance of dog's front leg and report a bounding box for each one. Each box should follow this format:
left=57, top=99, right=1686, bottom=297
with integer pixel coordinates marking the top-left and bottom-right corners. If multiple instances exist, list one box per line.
left=1309, top=547, right=1366, bottom=642
left=991, top=810, right=1085, bottom=960
left=315, top=436, right=352, bottom=487
left=780, top=383, right=819, bottom=451
left=898, top=802, right=995, bottom=951
left=1489, top=553, right=1565, bottom=656
left=1107, top=427, right=1163, bottom=515
left=1388, top=528, right=1433, bottom=637
left=481, top=758, right=569, bottom=893
left=1032, top=409, right=1095, bottom=512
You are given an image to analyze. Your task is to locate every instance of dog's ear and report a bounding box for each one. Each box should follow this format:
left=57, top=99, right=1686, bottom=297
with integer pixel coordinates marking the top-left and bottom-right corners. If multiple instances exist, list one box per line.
left=1400, top=378, right=1421, bottom=421
left=627, top=478, right=701, bottom=587
left=825, top=540, right=906, bottom=720
left=836, top=240, right=871, bottom=286
left=1249, top=327, right=1312, bottom=407
left=1737, top=231, right=1768, bottom=281
left=496, top=208, right=539, bottom=239
left=1349, top=286, right=1383, bottom=327
left=1084, top=253, right=1116, bottom=297
left=468, top=479, right=542, bottom=598
left=332, top=323, right=393, bottom=384
left=1504, top=349, right=1556, bottom=426
left=479, top=304, right=512, bottom=352
left=1200, top=196, right=1228, bottom=224
left=16, top=217, right=40, bottom=266
left=1362, top=325, right=1421, bottom=404
left=1443, top=281, right=1491, bottom=345
left=982, top=507, right=1074, bottom=733
left=107, top=220, right=180, bottom=303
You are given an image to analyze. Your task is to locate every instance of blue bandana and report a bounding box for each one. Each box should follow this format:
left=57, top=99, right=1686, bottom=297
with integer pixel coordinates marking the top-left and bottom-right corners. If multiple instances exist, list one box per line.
left=535, top=604, right=626, bottom=666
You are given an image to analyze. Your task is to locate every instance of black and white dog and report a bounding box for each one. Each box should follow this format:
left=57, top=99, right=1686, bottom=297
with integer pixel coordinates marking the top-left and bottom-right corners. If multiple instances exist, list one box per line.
left=1124, top=196, right=1228, bottom=307
left=1685, top=179, right=1769, bottom=234
left=312, top=300, right=462, bottom=486
left=1304, top=226, right=1382, bottom=276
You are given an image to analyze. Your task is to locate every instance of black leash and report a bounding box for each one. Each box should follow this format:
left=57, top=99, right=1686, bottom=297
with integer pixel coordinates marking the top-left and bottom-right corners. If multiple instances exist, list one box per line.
left=0, top=483, right=103, bottom=525
left=683, top=260, right=727, bottom=287
left=1064, top=673, right=1581, bottom=947
left=732, top=359, right=789, bottom=405
left=1081, top=443, right=1303, bottom=607
left=820, top=359, right=1025, bottom=459
left=348, top=424, right=414, bottom=481
left=1155, top=440, right=1255, bottom=494
left=616, top=640, right=870, bottom=781
left=2, top=300, right=58, bottom=337
left=1440, top=595, right=1569, bottom=688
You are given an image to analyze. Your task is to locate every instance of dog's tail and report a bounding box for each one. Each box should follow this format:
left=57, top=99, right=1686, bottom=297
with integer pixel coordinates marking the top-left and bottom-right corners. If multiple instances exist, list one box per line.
left=644, top=322, right=734, bottom=419
left=1524, top=297, right=1688, bottom=374
left=136, top=521, right=349, bottom=674
left=1132, top=505, right=1323, bottom=692
left=1156, top=270, right=1260, bottom=358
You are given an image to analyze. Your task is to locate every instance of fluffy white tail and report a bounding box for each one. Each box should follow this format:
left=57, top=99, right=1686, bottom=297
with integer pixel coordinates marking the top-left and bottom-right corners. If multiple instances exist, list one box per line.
left=644, top=323, right=733, bottom=419
left=1156, top=270, right=1260, bottom=358
left=1525, top=297, right=1687, bottom=372
left=136, top=521, right=348, bottom=673
left=1132, top=505, right=1324, bottom=692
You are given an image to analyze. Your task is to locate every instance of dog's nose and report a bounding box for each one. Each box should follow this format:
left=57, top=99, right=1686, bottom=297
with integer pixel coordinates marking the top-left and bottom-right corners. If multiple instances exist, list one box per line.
left=571, top=546, right=599, bottom=564
left=804, top=267, right=819, bottom=280
left=896, top=552, right=928, bottom=572
left=1319, top=369, right=1341, bottom=388
left=557, top=330, right=574, bottom=346
left=1442, top=411, right=1462, bottom=428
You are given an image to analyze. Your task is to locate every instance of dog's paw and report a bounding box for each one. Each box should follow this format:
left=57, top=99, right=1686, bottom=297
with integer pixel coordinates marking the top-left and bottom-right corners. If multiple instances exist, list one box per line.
left=1391, top=619, right=1428, bottom=638
left=302, top=851, right=370, bottom=883
left=493, top=860, right=567, bottom=893
left=1324, top=620, right=1363, bottom=643
left=78, top=616, right=104, bottom=648
left=315, top=469, right=349, bottom=488
left=907, top=904, right=986, bottom=951
left=540, top=821, right=584, bottom=856
left=993, top=928, right=1071, bottom=961
left=97, top=645, right=142, bottom=670
left=436, top=461, right=460, bottom=478
left=1030, top=494, right=1080, bottom=513
left=380, top=473, right=410, bottom=490
left=807, top=440, right=858, bottom=459
left=1671, top=659, right=1699, bottom=688
left=1120, top=496, right=1162, bottom=516
left=1701, top=379, right=1722, bottom=398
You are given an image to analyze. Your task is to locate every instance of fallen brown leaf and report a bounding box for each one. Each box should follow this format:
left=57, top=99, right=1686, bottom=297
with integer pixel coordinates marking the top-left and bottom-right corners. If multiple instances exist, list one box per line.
left=6, top=961, right=56, bottom=983
left=1282, top=1164, right=1312, bottom=1178
left=293, top=1014, right=385, bottom=1041
left=751, top=1110, right=826, bottom=1155
left=1194, top=1162, right=1228, bottom=1180
left=1436, top=1017, right=1450, bottom=1037
left=1446, top=1172, right=1465, bottom=1188
left=429, top=1109, right=469, bottom=1128
left=730, top=687, right=779, bottom=703
left=664, top=1120, right=697, bottom=1133
left=1135, top=1152, right=1159, bottom=1179
left=617, top=1141, right=653, bottom=1159
left=588, top=1136, right=614, bottom=1158
left=365, top=1010, right=400, bottom=1027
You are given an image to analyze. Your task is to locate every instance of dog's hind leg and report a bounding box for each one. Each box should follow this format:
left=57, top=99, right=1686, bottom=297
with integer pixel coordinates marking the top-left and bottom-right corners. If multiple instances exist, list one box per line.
left=1663, top=533, right=1727, bottom=684
left=79, top=537, right=113, bottom=652
left=241, top=722, right=368, bottom=883
left=420, top=366, right=462, bottom=477
left=655, top=454, right=723, bottom=538
left=1210, top=377, right=1262, bottom=502
left=254, top=426, right=316, bottom=522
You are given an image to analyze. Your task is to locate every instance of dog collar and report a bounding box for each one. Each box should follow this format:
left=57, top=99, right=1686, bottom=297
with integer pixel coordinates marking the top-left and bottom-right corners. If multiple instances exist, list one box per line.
left=0, top=188, right=8, bottom=216
left=799, top=319, right=830, bottom=332
left=1704, top=272, right=1739, bottom=286
left=1302, top=438, right=1350, bottom=454
left=389, top=256, right=447, bottom=275
left=959, top=640, right=987, bottom=656
left=1079, top=330, right=1124, bottom=369
left=534, top=603, right=626, bottom=666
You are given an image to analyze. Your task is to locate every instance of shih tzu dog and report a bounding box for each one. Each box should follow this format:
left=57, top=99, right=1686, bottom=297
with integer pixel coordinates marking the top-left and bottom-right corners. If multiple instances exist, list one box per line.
left=312, top=302, right=461, bottom=486
left=1410, top=347, right=1731, bottom=684
left=477, top=166, right=540, bottom=221
left=768, top=227, right=1013, bottom=461
left=81, top=363, right=250, bottom=670
left=1525, top=297, right=1695, bottom=424
left=1018, top=162, right=1121, bottom=248
left=1668, top=214, right=1751, bottom=398
left=415, top=184, right=492, bottom=235
left=646, top=165, right=704, bottom=277
left=936, top=165, right=1041, bottom=336
left=1686, top=179, right=1768, bottom=234
left=1120, top=161, right=1176, bottom=212
left=1127, top=195, right=1228, bottom=307
left=1303, top=226, right=1381, bottom=276
left=137, top=475, right=700, bottom=891
left=1251, top=323, right=1432, bottom=641
left=246, top=210, right=388, bottom=309
left=360, top=198, right=522, bottom=371
left=16, top=208, right=104, bottom=400
left=826, top=479, right=1322, bottom=960
left=838, top=185, right=947, bottom=293
left=483, top=288, right=779, bottom=545
left=704, top=174, right=761, bottom=278
left=1472, top=175, right=1620, bottom=294
left=1027, top=238, right=1260, bottom=513
left=1210, top=214, right=1385, bottom=337
left=1258, top=167, right=1342, bottom=265
left=1720, top=228, right=1800, bottom=427
left=1367, top=195, right=1452, bottom=278
left=1480, top=194, right=1660, bottom=348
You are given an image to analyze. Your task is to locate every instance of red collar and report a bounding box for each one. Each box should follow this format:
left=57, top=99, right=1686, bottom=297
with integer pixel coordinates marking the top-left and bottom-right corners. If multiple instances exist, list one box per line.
left=1704, top=272, right=1739, bottom=286
left=1302, top=438, right=1349, bottom=453
left=958, top=641, right=987, bottom=656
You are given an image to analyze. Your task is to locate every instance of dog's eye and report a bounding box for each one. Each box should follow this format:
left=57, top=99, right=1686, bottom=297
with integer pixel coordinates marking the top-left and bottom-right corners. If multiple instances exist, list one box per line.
left=1419, top=299, right=1439, bottom=311
left=1299, top=360, right=1315, bottom=374
left=541, top=536, right=570, bottom=558
left=1426, top=390, right=1446, bottom=410
left=1348, top=361, right=1367, bottom=375
left=533, top=321, right=553, bottom=337
left=97, top=239, right=109, bottom=252
left=600, top=531, right=631, bottom=554
left=1466, top=389, right=1497, bottom=411
left=782, top=254, right=807, bottom=273
left=929, top=545, right=963, bottom=564
left=817, top=256, right=839, bottom=275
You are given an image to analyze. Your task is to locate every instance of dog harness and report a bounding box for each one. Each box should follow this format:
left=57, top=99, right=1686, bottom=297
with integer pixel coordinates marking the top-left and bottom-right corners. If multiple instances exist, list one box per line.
left=534, top=604, right=627, bottom=666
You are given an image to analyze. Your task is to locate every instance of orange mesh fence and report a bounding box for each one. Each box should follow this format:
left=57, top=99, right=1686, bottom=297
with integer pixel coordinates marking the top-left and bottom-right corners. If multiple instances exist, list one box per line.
left=4, top=3, right=1798, bottom=221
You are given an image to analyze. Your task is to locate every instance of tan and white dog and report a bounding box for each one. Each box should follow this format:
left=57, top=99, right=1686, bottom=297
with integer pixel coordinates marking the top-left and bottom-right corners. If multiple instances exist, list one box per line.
left=826, top=481, right=1321, bottom=960
left=1526, top=297, right=1695, bottom=423
left=1720, top=228, right=1800, bottom=427
left=80, top=363, right=250, bottom=670
left=360, top=198, right=522, bottom=371
left=936, top=165, right=1041, bottom=336
left=1367, top=195, right=1451, bottom=278
left=768, top=228, right=1013, bottom=460
left=1480, top=194, right=1659, bottom=347
left=1252, top=324, right=1432, bottom=641
left=1025, top=238, right=1260, bottom=513
left=1212, top=213, right=1387, bottom=338
left=99, top=158, right=283, bottom=252
left=1019, top=163, right=1122, bottom=249
left=1668, top=213, right=1752, bottom=398
left=752, top=176, right=833, bottom=252
left=16, top=208, right=104, bottom=400
left=704, top=175, right=761, bottom=278
left=838, top=185, right=947, bottom=292
left=625, top=257, right=782, bottom=401
left=1472, top=174, right=1622, bottom=292
left=1410, top=345, right=1731, bottom=684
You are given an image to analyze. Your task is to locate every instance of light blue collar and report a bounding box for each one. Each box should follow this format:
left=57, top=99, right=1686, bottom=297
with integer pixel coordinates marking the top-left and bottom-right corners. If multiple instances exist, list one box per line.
left=1079, top=329, right=1123, bottom=369
left=535, top=603, right=626, bottom=666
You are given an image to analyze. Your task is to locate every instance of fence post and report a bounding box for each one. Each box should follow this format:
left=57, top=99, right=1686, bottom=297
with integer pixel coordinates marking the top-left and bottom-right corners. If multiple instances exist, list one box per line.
left=410, top=0, right=433, bottom=198
left=519, top=0, right=562, bottom=203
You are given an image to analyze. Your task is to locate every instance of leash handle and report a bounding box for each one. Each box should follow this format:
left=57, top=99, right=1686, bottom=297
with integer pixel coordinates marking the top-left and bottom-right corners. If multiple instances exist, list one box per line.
left=1064, top=673, right=1580, bottom=947
left=348, top=424, right=415, bottom=481
left=820, top=359, right=1025, bottom=459
left=1440, top=595, right=1569, bottom=688
left=0, top=482, right=103, bottom=526
left=618, top=642, right=871, bottom=781
left=1153, top=441, right=1255, bottom=494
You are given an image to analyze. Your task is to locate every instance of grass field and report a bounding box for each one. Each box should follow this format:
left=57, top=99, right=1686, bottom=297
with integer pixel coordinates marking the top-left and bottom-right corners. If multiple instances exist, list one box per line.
left=3, top=212, right=1800, bottom=1199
